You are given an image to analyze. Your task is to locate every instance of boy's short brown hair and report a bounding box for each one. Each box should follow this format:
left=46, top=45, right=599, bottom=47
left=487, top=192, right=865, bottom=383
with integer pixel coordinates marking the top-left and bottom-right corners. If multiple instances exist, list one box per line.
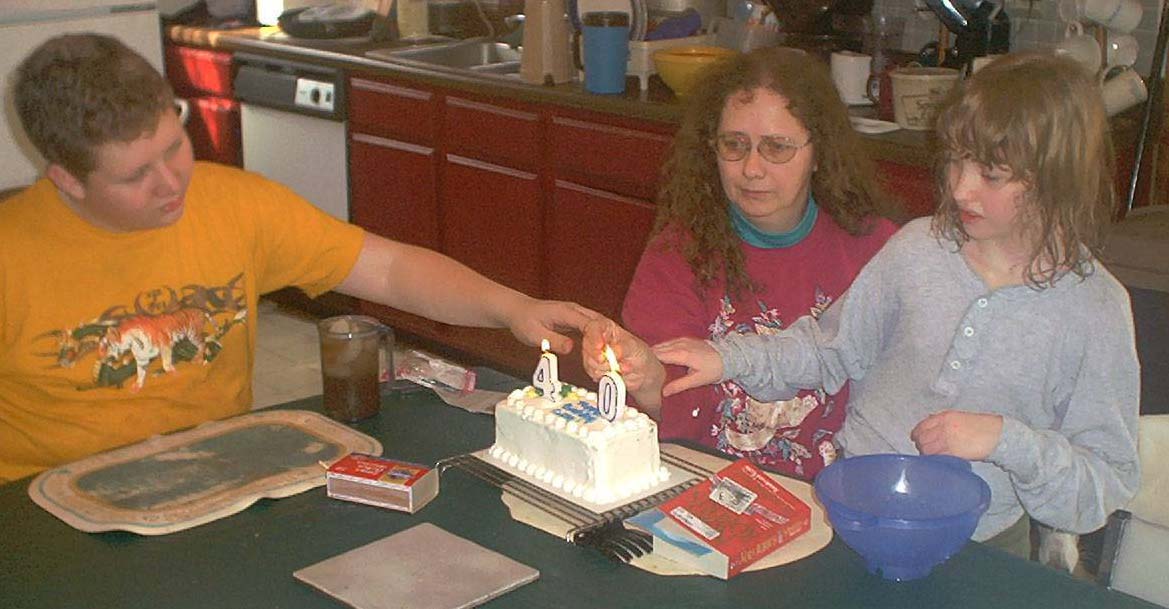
left=14, top=33, right=175, bottom=179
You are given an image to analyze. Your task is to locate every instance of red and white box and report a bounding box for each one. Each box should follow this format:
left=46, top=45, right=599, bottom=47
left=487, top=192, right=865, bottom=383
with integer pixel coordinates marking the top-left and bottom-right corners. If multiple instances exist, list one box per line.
left=326, top=453, right=439, bottom=514
left=652, top=459, right=811, bottom=579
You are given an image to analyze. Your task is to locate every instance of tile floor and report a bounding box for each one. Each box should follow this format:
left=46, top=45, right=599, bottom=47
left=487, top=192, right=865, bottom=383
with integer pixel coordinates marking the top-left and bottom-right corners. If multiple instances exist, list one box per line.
left=252, top=299, right=323, bottom=409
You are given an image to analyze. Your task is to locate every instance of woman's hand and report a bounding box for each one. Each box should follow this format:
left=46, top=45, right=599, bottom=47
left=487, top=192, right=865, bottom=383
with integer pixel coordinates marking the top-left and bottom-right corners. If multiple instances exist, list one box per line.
left=582, top=318, right=666, bottom=414
left=910, top=410, right=1004, bottom=461
left=652, top=337, right=724, bottom=397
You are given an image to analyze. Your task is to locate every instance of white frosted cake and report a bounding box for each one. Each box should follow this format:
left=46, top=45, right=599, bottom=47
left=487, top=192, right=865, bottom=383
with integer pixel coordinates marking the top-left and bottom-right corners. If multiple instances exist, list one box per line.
left=489, top=384, right=669, bottom=506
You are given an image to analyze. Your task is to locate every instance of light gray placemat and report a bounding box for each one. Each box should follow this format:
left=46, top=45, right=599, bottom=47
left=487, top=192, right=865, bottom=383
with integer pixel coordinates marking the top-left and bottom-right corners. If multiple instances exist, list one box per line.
left=294, top=523, right=539, bottom=609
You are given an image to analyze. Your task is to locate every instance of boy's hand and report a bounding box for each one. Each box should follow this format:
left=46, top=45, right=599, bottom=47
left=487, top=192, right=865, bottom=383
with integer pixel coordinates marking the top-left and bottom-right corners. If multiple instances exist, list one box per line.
left=911, top=410, right=1004, bottom=461
left=582, top=318, right=665, bottom=414
left=652, top=338, right=723, bottom=397
left=508, top=298, right=599, bottom=354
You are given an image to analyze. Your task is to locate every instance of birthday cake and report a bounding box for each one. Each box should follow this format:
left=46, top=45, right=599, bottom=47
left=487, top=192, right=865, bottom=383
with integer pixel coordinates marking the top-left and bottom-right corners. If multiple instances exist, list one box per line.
left=489, top=385, right=669, bottom=506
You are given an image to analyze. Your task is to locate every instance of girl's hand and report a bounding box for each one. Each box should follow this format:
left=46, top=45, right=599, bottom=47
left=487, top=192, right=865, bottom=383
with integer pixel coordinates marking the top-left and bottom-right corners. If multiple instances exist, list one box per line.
left=582, top=319, right=666, bottom=413
left=911, top=410, right=1004, bottom=461
left=652, top=338, right=724, bottom=397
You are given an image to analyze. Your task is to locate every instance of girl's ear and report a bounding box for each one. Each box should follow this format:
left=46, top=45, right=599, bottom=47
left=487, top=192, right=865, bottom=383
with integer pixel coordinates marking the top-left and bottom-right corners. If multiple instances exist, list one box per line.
left=45, top=163, right=86, bottom=201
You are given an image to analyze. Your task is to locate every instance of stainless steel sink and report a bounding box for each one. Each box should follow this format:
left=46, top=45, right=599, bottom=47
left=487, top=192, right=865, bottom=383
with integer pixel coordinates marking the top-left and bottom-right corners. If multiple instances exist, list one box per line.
left=366, top=39, right=521, bottom=76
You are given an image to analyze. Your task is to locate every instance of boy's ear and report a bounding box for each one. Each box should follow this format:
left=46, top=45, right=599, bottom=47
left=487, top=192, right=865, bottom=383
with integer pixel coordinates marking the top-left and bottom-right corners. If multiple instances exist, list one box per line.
left=45, top=163, right=86, bottom=201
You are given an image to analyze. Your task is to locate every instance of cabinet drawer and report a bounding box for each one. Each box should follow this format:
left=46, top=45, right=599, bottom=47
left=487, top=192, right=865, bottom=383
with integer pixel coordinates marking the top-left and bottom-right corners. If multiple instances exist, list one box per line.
left=166, top=45, right=234, bottom=98
left=444, top=96, right=542, bottom=172
left=349, top=77, right=436, bottom=144
left=550, top=116, right=673, bottom=201
left=546, top=180, right=656, bottom=319
left=876, top=161, right=936, bottom=218
left=350, top=133, right=439, bottom=250
left=186, top=97, right=241, bottom=167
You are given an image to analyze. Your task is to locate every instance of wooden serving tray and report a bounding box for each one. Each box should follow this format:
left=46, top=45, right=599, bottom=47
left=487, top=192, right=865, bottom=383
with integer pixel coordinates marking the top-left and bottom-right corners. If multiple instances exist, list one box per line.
left=28, top=410, right=381, bottom=535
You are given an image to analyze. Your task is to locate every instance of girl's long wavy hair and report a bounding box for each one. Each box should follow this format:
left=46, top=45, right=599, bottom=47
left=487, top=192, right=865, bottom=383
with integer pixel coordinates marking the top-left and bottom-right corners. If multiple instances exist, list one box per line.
left=932, top=52, right=1116, bottom=288
left=653, top=46, right=897, bottom=297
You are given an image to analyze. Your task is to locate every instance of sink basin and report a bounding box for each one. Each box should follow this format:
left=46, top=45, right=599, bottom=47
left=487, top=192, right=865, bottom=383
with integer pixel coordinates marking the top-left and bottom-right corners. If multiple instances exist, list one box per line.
left=366, top=39, right=521, bottom=76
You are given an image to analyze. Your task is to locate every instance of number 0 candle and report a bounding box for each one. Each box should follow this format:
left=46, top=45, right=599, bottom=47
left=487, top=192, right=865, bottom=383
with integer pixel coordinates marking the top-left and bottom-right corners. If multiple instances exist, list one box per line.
left=598, top=345, right=626, bottom=422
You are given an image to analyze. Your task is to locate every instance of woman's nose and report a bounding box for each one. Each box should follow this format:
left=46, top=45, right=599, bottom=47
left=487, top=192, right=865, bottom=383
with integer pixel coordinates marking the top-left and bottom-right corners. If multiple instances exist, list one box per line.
left=740, top=146, right=766, bottom=178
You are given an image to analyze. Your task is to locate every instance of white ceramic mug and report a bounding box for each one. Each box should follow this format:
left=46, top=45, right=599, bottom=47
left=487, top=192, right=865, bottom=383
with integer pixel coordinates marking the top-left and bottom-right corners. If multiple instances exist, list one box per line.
left=1101, top=67, right=1147, bottom=116
left=1082, top=0, right=1143, bottom=34
left=1055, top=22, right=1102, bottom=75
left=831, top=50, right=873, bottom=105
left=1105, top=33, right=1139, bottom=69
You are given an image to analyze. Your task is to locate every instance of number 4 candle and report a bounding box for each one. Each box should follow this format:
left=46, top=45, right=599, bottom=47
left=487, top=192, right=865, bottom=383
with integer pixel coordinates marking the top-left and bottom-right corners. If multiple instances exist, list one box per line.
left=533, top=339, right=563, bottom=399
left=598, top=345, right=627, bottom=422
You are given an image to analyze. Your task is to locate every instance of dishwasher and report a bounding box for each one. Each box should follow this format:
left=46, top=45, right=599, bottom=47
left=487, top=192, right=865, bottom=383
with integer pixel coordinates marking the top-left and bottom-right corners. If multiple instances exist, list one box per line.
left=233, top=53, right=348, bottom=221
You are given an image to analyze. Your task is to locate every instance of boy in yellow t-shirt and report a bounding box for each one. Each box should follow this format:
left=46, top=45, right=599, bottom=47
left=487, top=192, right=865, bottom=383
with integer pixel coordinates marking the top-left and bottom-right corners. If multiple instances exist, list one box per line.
left=0, top=34, right=595, bottom=483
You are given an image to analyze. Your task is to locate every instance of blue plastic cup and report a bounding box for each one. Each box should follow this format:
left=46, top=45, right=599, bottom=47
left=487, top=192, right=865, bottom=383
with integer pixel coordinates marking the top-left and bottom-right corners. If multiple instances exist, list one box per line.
left=580, top=11, right=630, bottom=95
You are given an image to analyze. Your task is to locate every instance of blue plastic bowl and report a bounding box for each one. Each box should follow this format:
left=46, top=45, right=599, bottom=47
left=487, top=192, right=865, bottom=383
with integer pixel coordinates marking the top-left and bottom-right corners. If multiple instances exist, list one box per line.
left=814, top=454, right=991, bottom=581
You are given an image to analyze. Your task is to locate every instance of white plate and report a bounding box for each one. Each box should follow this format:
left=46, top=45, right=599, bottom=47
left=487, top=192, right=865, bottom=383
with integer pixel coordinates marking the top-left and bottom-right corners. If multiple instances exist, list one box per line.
left=850, top=116, right=901, bottom=134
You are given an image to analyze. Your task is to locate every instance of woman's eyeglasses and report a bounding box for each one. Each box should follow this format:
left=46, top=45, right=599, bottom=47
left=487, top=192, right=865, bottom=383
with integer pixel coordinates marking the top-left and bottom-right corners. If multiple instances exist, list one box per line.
left=711, top=132, right=811, bottom=165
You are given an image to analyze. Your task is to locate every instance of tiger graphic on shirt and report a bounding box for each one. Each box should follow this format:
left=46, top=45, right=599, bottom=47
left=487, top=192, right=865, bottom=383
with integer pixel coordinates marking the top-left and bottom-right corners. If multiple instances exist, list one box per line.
left=35, top=273, right=248, bottom=391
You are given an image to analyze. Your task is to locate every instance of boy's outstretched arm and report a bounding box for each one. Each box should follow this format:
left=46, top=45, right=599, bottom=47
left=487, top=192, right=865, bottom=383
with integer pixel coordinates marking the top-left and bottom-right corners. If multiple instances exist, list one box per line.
left=337, top=232, right=597, bottom=354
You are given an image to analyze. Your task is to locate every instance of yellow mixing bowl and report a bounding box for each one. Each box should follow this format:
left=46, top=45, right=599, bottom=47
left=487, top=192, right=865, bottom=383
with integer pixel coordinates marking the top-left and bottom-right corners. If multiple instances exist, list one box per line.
left=652, top=45, right=737, bottom=98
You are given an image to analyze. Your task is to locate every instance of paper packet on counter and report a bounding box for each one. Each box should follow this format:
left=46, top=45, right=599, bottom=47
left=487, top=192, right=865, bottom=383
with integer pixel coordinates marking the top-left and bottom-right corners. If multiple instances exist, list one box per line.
left=395, top=349, right=476, bottom=393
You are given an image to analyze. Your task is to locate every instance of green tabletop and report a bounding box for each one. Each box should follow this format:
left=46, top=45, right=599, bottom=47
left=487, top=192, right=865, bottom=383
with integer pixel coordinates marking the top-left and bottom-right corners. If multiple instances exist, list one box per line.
left=0, top=390, right=1156, bottom=609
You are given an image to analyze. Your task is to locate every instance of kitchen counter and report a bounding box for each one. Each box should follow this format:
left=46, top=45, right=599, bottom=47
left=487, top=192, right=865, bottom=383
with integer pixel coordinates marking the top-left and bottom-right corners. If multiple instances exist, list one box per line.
left=167, top=24, right=941, bottom=167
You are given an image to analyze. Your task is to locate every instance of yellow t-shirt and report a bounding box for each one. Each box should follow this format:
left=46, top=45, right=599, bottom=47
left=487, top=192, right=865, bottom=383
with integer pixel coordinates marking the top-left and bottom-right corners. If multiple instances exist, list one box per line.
left=0, top=162, right=365, bottom=483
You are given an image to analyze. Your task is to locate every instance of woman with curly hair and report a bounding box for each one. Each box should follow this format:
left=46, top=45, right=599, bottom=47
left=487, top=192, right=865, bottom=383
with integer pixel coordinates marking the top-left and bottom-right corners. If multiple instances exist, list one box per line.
left=585, top=46, right=900, bottom=481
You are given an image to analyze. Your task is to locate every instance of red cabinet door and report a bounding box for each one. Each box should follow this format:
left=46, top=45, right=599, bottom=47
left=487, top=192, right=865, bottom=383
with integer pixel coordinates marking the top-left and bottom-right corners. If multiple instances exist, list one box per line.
left=440, top=154, right=543, bottom=296
left=876, top=160, right=936, bottom=219
left=546, top=180, right=656, bottom=320
left=549, top=116, right=674, bottom=201
left=350, top=133, right=439, bottom=250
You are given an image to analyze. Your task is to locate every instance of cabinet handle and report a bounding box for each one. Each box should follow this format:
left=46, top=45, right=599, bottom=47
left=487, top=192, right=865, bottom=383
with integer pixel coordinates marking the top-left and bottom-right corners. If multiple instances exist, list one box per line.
left=350, top=78, right=431, bottom=101
left=447, top=154, right=536, bottom=180
left=353, top=132, right=433, bottom=156
left=447, top=96, right=538, bottom=122
left=554, top=179, right=653, bottom=208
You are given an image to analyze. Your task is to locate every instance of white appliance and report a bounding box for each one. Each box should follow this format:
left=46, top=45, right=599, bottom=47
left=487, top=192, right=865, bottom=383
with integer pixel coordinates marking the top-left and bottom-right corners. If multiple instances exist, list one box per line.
left=234, top=53, right=349, bottom=221
left=1, top=1, right=163, bottom=191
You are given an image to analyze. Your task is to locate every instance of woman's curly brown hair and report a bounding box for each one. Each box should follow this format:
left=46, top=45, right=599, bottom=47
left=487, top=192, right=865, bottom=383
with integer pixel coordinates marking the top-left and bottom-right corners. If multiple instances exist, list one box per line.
left=653, top=46, right=898, bottom=297
left=932, top=52, right=1115, bottom=289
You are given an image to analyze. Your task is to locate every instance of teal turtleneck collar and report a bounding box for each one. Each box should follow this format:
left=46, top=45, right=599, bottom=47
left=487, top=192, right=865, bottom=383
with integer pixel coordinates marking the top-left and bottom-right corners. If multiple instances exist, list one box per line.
left=729, top=194, right=819, bottom=249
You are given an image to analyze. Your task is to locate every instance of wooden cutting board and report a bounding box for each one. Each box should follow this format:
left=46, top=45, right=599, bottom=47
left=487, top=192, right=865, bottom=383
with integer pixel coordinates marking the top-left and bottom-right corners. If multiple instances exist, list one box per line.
left=28, top=409, right=381, bottom=535
left=501, top=443, right=833, bottom=576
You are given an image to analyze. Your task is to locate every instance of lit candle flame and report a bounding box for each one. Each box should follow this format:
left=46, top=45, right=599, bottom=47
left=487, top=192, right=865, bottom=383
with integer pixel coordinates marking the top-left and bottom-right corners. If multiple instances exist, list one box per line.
left=540, top=338, right=550, bottom=352
left=603, top=345, right=621, bottom=374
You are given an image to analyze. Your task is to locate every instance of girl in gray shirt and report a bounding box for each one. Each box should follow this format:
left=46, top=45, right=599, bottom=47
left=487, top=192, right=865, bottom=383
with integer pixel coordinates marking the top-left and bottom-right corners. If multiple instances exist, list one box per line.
left=601, top=53, right=1140, bottom=544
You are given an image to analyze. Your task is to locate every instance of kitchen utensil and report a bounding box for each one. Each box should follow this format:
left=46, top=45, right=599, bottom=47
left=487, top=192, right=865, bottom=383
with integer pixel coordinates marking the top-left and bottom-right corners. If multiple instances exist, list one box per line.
left=814, top=454, right=991, bottom=581
left=652, top=44, right=736, bottom=97
left=1102, top=67, right=1148, bottom=116
left=889, top=66, right=959, bottom=130
left=1055, top=21, right=1103, bottom=75
left=277, top=4, right=375, bottom=39
left=1106, top=33, right=1140, bottom=70
left=521, top=0, right=576, bottom=85
left=578, top=11, right=632, bottom=94
left=644, top=8, right=702, bottom=41
left=921, top=0, right=1010, bottom=69
left=831, top=50, right=872, bottom=105
left=1082, top=0, right=1143, bottom=34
